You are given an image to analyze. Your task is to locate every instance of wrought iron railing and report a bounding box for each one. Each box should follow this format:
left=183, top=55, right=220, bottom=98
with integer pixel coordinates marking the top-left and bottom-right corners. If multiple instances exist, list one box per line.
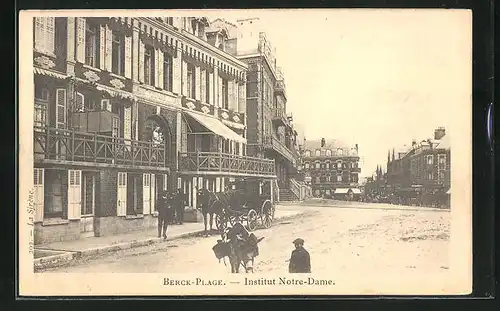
left=33, top=126, right=168, bottom=168
left=263, top=135, right=298, bottom=165
left=178, top=152, right=276, bottom=177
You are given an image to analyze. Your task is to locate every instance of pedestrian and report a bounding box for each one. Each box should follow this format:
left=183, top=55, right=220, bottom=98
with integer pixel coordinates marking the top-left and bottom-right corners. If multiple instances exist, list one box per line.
left=157, top=190, right=170, bottom=240
left=175, top=188, right=185, bottom=225
left=288, top=238, right=311, bottom=273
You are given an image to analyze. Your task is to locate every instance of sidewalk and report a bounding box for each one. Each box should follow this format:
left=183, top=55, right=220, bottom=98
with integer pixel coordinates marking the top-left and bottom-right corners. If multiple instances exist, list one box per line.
left=34, top=206, right=306, bottom=271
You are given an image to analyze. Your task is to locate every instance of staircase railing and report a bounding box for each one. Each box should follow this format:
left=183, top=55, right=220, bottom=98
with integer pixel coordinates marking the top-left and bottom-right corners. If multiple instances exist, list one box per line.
left=289, top=178, right=301, bottom=200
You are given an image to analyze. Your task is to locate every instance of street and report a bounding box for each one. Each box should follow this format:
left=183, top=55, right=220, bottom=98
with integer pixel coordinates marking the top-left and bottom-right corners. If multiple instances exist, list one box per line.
left=45, top=202, right=451, bottom=276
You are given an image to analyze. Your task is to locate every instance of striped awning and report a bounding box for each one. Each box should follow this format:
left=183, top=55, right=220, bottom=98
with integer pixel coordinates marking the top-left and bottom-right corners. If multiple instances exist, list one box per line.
left=34, top=67, right=68, bottom=80
left=95, top=84, right=135, bottom=101
left=184, top=110, right=246, bottom=144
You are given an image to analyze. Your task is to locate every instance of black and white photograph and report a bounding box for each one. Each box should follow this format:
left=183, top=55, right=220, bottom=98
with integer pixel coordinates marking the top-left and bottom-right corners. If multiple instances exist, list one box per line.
left=18, top=9, right=472, bottom=295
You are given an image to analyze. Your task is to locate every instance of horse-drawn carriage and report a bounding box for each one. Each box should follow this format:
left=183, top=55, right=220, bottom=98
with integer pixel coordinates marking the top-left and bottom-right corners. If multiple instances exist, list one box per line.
left=197, top=177, right=277, bottom=234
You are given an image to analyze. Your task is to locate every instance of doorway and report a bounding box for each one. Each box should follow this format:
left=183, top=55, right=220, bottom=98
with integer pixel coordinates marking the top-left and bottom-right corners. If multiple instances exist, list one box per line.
left=81, top=172, right=96, bottom=237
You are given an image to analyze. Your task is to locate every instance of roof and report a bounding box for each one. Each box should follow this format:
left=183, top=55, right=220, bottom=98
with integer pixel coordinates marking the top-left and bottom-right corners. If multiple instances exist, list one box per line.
left=303, top=139, right=351, bottom=152
left=435, top=134, right=450, bottom=150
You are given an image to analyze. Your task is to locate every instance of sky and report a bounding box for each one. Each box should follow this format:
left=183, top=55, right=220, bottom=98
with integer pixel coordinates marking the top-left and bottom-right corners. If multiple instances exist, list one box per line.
left=208, top=10, right=471, bottom=178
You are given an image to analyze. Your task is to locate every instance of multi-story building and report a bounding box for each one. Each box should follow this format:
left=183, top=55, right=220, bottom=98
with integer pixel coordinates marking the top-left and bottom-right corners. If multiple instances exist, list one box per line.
left=300, top=139, right=361, bottom=200
left=208, top=18, right=302, bottom=201
left=386, top=127, right=451, bottom=207
left=31, top=16, right=275, bottom=244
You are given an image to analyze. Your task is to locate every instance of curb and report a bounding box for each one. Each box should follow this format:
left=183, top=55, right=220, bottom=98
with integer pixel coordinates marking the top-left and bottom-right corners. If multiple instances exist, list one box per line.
left=34, top=211, right=307, bottom=271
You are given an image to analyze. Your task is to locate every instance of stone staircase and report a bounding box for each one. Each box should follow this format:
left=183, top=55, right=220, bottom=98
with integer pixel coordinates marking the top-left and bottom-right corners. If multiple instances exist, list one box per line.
left=278, top=187, right=299, bottom=202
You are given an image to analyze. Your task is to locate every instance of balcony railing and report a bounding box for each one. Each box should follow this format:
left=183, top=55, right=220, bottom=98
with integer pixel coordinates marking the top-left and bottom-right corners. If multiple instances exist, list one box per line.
left=263, top=135, right=298, bottom=165
left=178, top=152, right=276, bottom=177
left=33, top=126, right=168, bottom=169
left=271, top=107, right=288, bottom=126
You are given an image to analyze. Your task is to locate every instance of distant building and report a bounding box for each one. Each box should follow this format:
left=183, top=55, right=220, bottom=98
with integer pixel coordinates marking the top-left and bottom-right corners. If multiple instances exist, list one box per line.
left=301, top=139, right=361, bottom=200
left=386, top=127, right=451, bottom=207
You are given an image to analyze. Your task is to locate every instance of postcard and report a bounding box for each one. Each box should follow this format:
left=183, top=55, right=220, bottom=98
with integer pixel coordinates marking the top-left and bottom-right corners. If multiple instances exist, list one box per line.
left=18, top=9, right=472, bottom=296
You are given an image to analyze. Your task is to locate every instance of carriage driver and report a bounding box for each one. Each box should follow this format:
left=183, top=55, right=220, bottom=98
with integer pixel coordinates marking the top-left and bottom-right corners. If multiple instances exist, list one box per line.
left=288, top=238, right=311, bottom=273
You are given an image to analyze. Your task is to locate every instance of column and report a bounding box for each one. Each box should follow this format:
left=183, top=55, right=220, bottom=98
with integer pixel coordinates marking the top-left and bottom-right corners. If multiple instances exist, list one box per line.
left=172, top=48, right=182, bottom=94
left=194, top=66, right=201, bottom=100
left=132, top=20, right=140, bottom=82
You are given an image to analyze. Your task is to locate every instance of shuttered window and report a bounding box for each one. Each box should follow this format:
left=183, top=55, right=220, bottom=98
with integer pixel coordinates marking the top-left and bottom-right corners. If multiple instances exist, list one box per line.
left=163, top=53, right=173, bottom=91
left=111, top=32, right=125, bottom=76
left=144, top=45, right=155, bottom=86
left=221, top=78, right=229, bottom=109
left=85, top=22, right=99, bottom=67
left=55, top=89, right=67, bottom=129
left=34, top=17, right=55, bottom=55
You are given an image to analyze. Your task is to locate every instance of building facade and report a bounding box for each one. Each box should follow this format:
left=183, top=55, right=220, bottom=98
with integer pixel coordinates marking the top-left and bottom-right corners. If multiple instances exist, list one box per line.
left=386, top=127, right=451, bottom=207
left=300, top=139, right=361, bottom=200
left=32, top=16, right=275, bottom=245
left=209, top=18, right=302, bottom=200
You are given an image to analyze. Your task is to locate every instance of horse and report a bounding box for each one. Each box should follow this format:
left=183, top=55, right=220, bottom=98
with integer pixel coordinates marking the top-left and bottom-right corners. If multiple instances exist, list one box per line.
left=196, top=188, right=223, bottom=236
left=213, top=222, right=264, bottom=273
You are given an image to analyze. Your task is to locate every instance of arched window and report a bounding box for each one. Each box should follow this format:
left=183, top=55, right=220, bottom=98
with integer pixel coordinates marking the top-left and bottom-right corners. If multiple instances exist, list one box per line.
left=326, top=149, right=332, bottom=156
left=315, top=149, right=321, bottom=156
left=305, top=150, right=311, bottom=157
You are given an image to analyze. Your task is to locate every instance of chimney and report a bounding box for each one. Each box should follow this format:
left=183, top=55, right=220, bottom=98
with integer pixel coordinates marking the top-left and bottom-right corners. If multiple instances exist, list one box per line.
left=434, top=127, right=446, bottom=140
left=321, top=138, right=325, bottom=147
left=412, top=139, right=417, bottom=147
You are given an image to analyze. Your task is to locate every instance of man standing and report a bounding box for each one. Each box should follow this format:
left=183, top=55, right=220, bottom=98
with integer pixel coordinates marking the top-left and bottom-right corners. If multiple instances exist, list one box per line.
left=288, top=238, right=311, bottom=273
left=175, top=188, right=185, bottom=225
left=157, top=190, right=169, bottom=240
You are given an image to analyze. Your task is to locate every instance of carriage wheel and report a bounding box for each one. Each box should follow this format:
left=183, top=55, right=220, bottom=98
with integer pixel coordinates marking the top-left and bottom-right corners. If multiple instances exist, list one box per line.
left=247, top=209, right=258, bottom=232
left=229, top=215, right=240, bottom=226
left=261, top=202, right=273, bottom=229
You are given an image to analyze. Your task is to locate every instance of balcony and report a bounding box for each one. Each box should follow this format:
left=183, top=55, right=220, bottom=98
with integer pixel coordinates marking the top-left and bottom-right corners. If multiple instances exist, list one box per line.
left=178, top=152, right=276, bottom=178
left=263, top=135, right=298, bottom=166
left=33, top=126, right=169, bottom=171
left=274, top=80, right=286, bottom=98
left=271, top=107, right=288, bottom=127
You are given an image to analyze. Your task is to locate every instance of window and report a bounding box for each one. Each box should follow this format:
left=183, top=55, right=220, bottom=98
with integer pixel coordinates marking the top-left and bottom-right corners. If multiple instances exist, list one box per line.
left=163, top=17, right=173, bottom=25
left=337, top=161, right=342, bottom=169
left=438, top=154, right=446, bottom=169
left=427, top=155, right=434, bottom=165
left=85, top=23, right=99, bottom=67
left=34, top=17, right=55, bottom=55
left=428, top=172, right=434, bottom=180
left=353, top=162, right=358, bottom=168
left=326, top=163, right=330, bottom=169
left=315, top=162, right=320, bottom=169
left=304, top=150, right=311, bottom=157
left=205, top=70, right=210, bottom=103
left=337, top=149, right=343, bottom=156
left=112, top=32, right=125, bottom=75
left=315, top=176, right=320, bottom=183
left=439, top=171, right=445, bottom=181
left=187, top=63, right=195, bottom=98
left=326, top=149, right=332, bottom=156
left=337, top=175, right=342, bottom=182
left=84, top=98, right=98, bottom=111
left=34, top=87, right=49, bottom=128
left=163, top=53, right=173, bottom=91
left=315, top=149, right=321, bottom=156
left=221, top=78, right=229, bottom=109
left=144, top=45, right=155, bottom=86
left=305, top=163, right=310, bottom=169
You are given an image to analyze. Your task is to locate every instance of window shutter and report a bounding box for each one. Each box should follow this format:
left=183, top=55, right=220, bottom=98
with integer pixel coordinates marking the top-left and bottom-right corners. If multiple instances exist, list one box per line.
left=123, top=106, right=132, bottom=144
left=138, top=41, right=145, bottom=83
left=55, top=89, right=67, bottom=129
left=124, top=35, right=132, bottom=79
left=33, top=168, right=44, bottom=223
left=75, top=17, right=86, bottom=63
left=163, top=174, right=168, bottom=191
left=34, top=18, right=43, bottom=52
left=105, top=25, right=112, bottom=71
left=150, top=174, right=156, bottom=212
left=229, top=80, right=236, bottom=111
left=117, top=172, right=127, bottom=216
left=75, top=92, right=84, bottom=112
left=157, top=50, right=164, bottom=89
left=194, top=66, right=201, bottom=100
left=143, top=173, right=151, bottom=214
left=181, top=60, right=188, bottom=95
left=218, top=76, right=223, bottom=108
left=101, top=99, right=111, bottom=112
left=172, top=55, right=181, bottom=94
left=99, top=25, right=106, bottom=70
left=209, top=70, right=214, bottom=105
left=67, top=170, right=82, bottom=220
left=200, top=69, right=206, bottom=103
left=46, top=17, right=55, bottom=55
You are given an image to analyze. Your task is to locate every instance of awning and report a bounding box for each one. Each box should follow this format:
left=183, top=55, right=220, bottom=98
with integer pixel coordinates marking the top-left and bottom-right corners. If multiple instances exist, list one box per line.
left=184, top=110, right=247, bottom=144
left=351, top=188, right=361, bottom=194
left=334, top=188, right=350, bottom=194
left=34, top=67, right=68, bottom=80
left=95, top=84, right=136, bottom=101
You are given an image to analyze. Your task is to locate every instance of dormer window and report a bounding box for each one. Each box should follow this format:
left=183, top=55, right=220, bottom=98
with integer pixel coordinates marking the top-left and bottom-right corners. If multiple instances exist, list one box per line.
left=304, top=150, right=311, bottom=157
left=326, top=149, right=332, bottom=156
left=315, top=149, right=320, bottom=156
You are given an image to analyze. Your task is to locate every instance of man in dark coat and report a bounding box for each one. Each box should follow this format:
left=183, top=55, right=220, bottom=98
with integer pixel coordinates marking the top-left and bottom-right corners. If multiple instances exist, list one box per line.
left=288, top=238, right=311, bottom=273
left=157, top=191, right=170, bottom=240
left=174, top=188, right=185, bottom=225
